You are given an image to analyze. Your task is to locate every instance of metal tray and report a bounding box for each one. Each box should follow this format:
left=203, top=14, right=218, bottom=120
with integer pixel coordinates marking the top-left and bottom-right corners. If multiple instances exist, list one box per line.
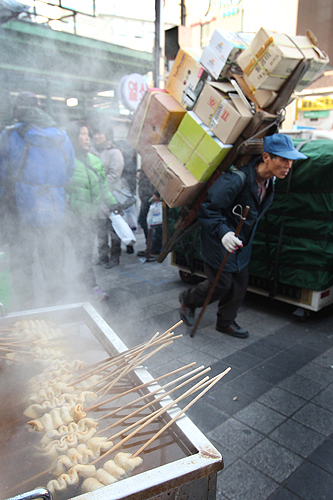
left=1, top=303, right=224, bottom=500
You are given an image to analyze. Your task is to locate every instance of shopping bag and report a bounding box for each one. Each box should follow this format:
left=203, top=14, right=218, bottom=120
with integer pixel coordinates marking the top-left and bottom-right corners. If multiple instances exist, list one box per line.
left=123, top=203, right=137, bottom=230
left=112, top=182, right=137, bottom=210
left=109, top=212, right=136, bottom=245
left=147, top=201, right=163, bottom=228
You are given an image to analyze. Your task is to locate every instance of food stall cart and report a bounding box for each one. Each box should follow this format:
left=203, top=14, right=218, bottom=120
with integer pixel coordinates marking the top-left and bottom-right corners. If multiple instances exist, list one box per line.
left=1, top=303, right=224, bottom=500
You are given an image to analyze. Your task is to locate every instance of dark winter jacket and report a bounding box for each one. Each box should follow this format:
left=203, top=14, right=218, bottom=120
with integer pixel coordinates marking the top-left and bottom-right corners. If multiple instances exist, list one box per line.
left=0, top=109, right=75, bottom=226
left=198, top=157, right=275, bottom=272
left=66, top=151, right=118, bottom=219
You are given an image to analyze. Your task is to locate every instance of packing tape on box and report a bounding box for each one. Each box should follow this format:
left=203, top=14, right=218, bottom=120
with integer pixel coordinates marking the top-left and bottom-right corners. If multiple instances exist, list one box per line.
left=207, top=97, right=223, bottom=128
left=134, top=90, right=166, bottom=149
left=170, top=132, right=204, bottom=164
left=155, top=161, right=180, bottom=189
left=243, top=33, right=319, bottom=83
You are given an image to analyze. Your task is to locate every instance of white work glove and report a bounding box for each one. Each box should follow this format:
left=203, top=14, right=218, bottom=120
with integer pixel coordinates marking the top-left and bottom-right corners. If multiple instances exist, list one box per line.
left=221, top=232, right=243, bottom=253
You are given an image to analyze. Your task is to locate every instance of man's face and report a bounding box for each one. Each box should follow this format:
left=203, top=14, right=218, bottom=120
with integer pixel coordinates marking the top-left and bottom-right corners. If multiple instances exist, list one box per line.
left=263, top=152, right=293, bottom=179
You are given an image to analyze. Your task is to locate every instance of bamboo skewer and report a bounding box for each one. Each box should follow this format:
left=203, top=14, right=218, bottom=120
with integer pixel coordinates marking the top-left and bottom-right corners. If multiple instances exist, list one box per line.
left=86, top=334, right=182, bottom=394
left=0, top=338, right=38, bottom=343
left=91, top=375, right=210, bottom=465
left=96, top=364, right=208, bottom=422
left=0, top=347, right=32, bottom=354
left=72, top=322, right=183, bottom=385
left=0, top=355, right=23, bottom=363
left=99, top=367, right=211, bottom=439
left=131, top=368, right=231, bottom=458
left=5, top=465, right=55, bottom=495
left=96, top=367, right=210, bottom=435
left=97, top=340, right=174, bottom=397
left=71, top=336, right=169, bottom=386
left=106, top=406, right=163, bottom=443
left=81, top=330, right=172, bottom=393
left=94, top=330, right=166, bottom=393
left=84, top=362, right=196, bottom=412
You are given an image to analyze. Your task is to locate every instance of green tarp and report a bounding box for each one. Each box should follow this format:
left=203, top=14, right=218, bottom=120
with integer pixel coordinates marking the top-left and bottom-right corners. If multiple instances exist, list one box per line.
left=249, top=139, right=333, bottom=291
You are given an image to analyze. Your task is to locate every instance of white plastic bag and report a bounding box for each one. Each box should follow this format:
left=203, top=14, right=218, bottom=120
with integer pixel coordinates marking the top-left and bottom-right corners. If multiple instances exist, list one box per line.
left=123, top=203, right=137, bottom=230
left=109, top=212, right=136, bottom=245
left=147, top=202, right=163, bottom=228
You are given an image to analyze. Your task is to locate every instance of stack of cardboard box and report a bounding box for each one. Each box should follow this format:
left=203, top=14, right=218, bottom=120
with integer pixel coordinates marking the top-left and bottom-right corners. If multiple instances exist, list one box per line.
left=127, top=27, right=329, bottom=209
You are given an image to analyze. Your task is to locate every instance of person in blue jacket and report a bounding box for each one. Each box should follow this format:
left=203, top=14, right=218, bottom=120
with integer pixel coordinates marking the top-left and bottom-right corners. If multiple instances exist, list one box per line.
left=0, top=91, right=75, bottom=310
left=179, top=134, right=307, bottom=338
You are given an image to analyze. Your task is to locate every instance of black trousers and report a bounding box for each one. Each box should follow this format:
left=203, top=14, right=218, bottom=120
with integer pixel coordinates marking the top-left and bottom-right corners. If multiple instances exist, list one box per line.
left=97, top=218, right=121, bottom=261
left=8, top=222, right=66, bottom=310
left=67, top=216, right=98, bottom=289
left=138, top=199, right=150, bottom=242
left=183, top=262, right=249, bottom=328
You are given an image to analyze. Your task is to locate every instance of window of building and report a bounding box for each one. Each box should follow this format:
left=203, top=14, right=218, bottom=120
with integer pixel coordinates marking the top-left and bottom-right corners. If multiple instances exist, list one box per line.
left=201, top=21, right=212, bottom=48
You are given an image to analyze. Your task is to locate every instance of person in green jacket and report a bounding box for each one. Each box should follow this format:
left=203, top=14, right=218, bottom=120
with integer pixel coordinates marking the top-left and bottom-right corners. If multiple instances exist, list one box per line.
left=66, top=120, right=119, bottom=301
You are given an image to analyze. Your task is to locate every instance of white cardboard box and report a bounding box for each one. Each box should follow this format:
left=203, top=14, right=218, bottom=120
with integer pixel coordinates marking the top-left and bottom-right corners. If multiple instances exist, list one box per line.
left=289, top=35, right=329, bottom=91
left=200, top=29, right=250, bottom=80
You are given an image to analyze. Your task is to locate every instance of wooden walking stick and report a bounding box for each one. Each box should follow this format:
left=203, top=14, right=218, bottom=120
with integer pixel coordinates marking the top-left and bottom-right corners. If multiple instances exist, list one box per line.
left=190, top=205, right=250, bottom=338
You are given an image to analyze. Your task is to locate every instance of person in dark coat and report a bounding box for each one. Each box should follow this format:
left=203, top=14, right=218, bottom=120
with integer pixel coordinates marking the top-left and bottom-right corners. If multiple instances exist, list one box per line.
left=136, top=169, right=162, bottom=258
left=179, top=134, right=307, bottom=338
left=0, top=91, right=75, bottom=310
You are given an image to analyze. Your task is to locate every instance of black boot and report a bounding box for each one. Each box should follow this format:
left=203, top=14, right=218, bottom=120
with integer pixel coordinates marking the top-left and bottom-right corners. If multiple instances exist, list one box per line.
left=105, top=256, right=120, bottom=269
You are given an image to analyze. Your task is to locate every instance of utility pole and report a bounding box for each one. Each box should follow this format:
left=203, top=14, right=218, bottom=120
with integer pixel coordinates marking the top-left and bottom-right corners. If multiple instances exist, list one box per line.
left=180, top=0, right=186, bottom=26
left=154, top=0, right=164, bottom=88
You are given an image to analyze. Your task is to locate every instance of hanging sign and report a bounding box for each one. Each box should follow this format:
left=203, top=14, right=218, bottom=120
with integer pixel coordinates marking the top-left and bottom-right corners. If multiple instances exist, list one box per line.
left=300, top=97, right=333, bottom=111
left=118, top=73, right=148, bottom=111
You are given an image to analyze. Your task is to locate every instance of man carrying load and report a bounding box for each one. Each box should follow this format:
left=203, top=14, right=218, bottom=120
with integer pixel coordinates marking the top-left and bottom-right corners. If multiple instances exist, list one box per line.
left=179, top=134, right=307, bottom=338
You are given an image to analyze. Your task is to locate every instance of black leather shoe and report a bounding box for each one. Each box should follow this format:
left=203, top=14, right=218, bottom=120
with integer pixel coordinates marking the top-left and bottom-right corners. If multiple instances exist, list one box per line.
left=179, top=292, right=195, bottom=327
left=126, top=245, right=134, bottom=254
left=216, top=321, right=249, bottom=338
left=105, top=257, right=120, bottom=269
left=94, top=257, right=109, bottom=266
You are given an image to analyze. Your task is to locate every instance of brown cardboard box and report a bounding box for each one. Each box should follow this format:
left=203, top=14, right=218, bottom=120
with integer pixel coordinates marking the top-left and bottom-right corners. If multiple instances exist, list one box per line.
left=127, top=88, right=186, bottom=158
left=237, top=28, right=304, bottom=91
left=193, top=82, right=253, bottom=144
left=141, top=145, right=206, bottom=208
left=251, top=88, right=277, bottom=108
left=165, top=47, right=208, bottom=109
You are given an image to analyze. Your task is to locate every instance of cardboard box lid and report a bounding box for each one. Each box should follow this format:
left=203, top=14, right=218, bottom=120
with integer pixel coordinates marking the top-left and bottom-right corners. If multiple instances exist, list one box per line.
left=228, top=94, right=253, bottom=118
left=288, top=35, right=329, bottom=62
left=176, top=46, right=203, bottom=62
left=210, top=29, right=248, bottom=50
left=208, top=81, right=235, bottom=94
left=153, top=91, right=187, bottom=112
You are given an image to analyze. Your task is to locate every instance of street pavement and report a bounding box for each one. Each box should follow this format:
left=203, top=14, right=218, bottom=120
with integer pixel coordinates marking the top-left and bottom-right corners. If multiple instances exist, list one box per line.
left=8, top=227, right=333, bottom=500
left=93, top=229, right=333, bottom=500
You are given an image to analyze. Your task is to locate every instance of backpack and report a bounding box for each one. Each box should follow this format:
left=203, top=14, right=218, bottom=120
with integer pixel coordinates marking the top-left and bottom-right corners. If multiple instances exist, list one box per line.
left=0, top=125, right=71, bottom=227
